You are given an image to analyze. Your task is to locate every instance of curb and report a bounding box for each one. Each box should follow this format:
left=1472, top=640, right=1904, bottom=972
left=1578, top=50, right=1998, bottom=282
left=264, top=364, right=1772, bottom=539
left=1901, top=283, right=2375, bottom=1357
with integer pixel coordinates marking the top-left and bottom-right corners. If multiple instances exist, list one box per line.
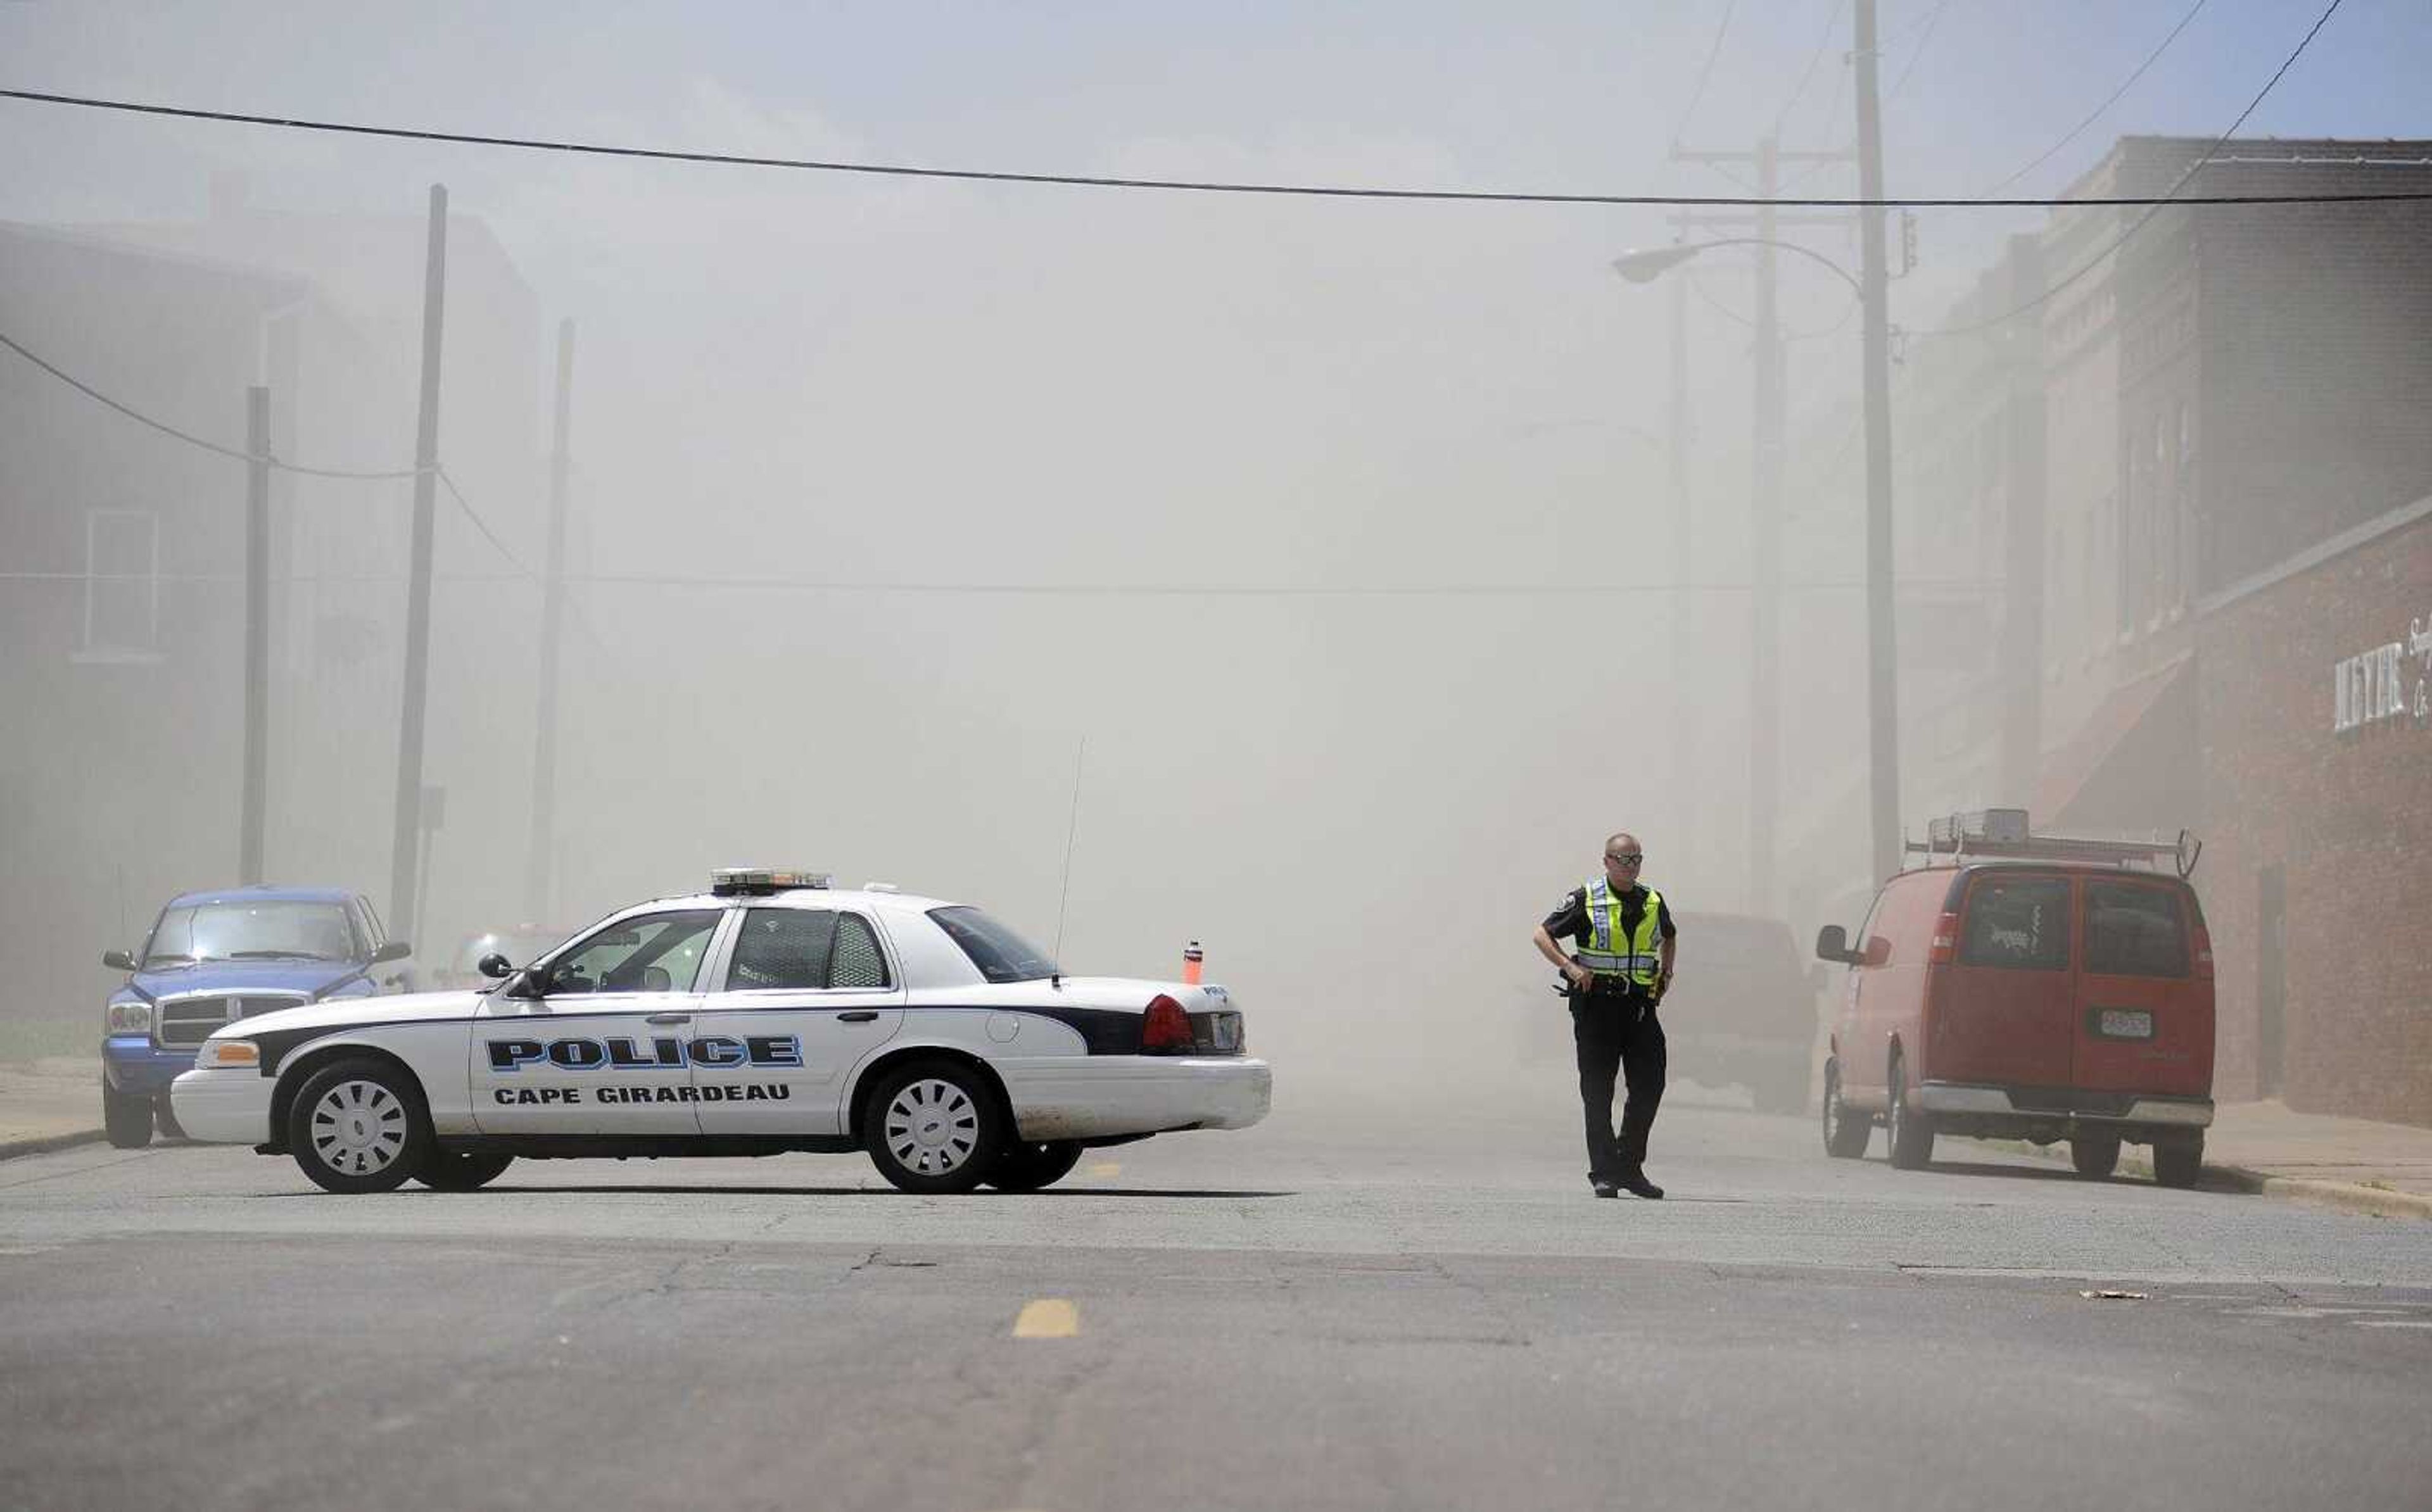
left=0, top=1128, right=104, bottom=1162
left=2207, top=1163, right=2432, bottom=1221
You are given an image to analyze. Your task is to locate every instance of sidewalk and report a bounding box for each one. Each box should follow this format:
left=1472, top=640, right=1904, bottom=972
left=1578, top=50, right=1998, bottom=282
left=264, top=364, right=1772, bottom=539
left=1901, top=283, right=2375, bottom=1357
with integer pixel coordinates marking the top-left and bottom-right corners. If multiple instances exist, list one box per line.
left=3, top=1056, right=2427, bottom=1218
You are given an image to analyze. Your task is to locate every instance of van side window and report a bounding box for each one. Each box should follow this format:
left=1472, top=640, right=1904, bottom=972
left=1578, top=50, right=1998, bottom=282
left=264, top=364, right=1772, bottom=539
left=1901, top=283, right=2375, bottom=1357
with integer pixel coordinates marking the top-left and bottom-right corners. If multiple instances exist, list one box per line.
left=1958, top=876, right=2071, bottom=970
left=2084, top=882, right=2188, bottom=978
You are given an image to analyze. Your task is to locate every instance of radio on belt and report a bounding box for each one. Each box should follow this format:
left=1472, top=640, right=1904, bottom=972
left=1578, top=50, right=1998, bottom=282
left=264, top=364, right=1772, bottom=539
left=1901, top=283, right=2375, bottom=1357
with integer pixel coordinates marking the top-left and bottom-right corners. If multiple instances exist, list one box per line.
left=709, top=867, right=833, bottom=896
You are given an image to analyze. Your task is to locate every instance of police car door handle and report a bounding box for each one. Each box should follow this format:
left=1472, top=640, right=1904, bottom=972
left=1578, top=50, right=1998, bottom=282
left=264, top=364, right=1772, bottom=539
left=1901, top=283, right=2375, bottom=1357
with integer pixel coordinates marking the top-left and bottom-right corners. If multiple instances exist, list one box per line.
left=645, top=1012, right=691, bottom=1025
left=837, top=1011, right=882, bottom=1023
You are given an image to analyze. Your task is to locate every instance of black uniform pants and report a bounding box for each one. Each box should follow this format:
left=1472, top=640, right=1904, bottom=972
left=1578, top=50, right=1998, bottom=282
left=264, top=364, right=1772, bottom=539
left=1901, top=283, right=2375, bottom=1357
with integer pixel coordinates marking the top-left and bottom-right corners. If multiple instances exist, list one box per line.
left=1571, top=982, right=1666, bottom=1183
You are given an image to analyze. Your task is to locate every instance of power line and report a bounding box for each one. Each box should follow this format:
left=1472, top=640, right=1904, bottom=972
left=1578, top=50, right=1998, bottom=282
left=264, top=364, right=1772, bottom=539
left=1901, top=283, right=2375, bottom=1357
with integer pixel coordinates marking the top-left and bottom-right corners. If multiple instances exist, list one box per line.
left=1, top=85, right=2421, bottom=209
left=438, top=466, right=535, bottom=581
left=1979, top=0, right=2210, bottom=197
left=1671, top=0, right=1742, bottom=152
left=1915, top=0, right=2348, bottom=338
left=1774, top=0, right=1851, bottom=135
left=0, top=568, right=2008, bottom=597
left=0, top=327, right=422, bottom=479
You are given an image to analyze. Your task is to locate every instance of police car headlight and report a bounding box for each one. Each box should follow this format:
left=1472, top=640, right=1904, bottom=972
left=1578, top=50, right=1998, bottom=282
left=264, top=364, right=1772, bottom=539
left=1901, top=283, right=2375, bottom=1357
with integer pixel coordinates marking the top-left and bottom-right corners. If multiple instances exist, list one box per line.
left=106, top=1001, right=153, bottom=1035
left=194, top=1039, right=260, bottom=1070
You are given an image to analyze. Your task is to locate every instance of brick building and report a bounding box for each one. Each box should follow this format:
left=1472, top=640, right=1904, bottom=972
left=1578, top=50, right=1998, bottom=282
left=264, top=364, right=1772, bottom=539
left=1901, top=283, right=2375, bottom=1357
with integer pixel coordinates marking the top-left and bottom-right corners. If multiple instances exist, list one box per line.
left=2031, top=141, right=2432, bottom=1125
left=2193, top=498, right=2431, bottom=1125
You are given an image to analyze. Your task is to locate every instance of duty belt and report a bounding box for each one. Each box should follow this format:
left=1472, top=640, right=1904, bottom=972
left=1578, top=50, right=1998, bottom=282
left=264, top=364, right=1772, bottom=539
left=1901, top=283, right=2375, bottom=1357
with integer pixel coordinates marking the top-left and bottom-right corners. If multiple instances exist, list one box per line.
left=1573, top=950, right=1661, bottom=975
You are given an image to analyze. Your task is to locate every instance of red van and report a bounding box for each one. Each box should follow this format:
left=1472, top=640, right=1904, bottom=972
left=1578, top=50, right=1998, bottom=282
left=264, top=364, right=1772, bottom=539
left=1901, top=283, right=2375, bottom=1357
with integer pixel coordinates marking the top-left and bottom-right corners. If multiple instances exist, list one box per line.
left=1814, top=816, right=2215, bottom=1187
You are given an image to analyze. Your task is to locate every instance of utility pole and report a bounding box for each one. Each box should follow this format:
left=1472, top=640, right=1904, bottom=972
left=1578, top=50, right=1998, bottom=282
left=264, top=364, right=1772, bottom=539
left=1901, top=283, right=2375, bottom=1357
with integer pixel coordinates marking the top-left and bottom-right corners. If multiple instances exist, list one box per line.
left=1854, top=0, right=1903, bottom=881
left=1669, top=141, right=1849, bottom=914
left=239, top=384, right=269, bottom=885
left=1749, top=137, right=1784, bottom=916
left=387, top=184, right=447, bottom=946
left=1667, top=271, right=1694, bottom=844
left=524, top=318, right=574, bottom=925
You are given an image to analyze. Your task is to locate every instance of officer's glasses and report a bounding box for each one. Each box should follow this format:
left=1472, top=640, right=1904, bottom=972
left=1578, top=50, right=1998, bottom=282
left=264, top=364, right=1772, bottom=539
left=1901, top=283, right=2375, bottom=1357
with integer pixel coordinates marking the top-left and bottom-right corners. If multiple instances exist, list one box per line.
left=1604, top=852, right=1644, bottom=866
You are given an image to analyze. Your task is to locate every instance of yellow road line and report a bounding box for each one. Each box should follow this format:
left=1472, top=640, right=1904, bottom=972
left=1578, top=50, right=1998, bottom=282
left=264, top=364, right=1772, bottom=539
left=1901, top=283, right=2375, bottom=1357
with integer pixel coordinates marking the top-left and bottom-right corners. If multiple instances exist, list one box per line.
left=1084, top=1161, right=1121, bottom=1179
left=1013, top=1299, right=1080, bottom=1339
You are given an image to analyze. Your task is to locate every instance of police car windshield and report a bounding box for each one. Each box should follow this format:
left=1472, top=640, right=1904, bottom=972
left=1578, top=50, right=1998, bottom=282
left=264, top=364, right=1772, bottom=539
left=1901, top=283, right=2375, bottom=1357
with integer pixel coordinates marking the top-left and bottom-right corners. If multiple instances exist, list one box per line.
left=145, top=901, right=357, bottom=966
left=929, top=907, right=1059, bottom=983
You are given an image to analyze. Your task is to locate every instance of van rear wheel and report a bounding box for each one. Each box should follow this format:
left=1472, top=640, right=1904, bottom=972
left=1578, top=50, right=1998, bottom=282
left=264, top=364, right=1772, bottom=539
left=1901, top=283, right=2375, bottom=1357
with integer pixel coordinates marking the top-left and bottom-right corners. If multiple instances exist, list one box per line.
left=2070, top=1135, right=2121, bottom=1178
left=2152, top=1135, right=2203, bottom=1189
left=1886, top=1057, right=1934, bottom=1170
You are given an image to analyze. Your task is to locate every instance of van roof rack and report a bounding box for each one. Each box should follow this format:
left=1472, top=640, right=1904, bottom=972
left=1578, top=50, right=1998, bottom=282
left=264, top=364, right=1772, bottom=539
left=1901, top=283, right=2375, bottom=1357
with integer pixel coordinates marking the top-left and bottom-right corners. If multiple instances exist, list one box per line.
left=1903, top=809, right=2201, bottom=879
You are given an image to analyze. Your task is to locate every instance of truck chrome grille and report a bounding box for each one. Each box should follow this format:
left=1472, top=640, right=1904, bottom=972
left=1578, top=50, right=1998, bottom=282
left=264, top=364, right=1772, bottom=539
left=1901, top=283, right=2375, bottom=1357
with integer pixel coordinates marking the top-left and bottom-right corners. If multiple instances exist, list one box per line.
left=155, top=993, right=307, bottom=1048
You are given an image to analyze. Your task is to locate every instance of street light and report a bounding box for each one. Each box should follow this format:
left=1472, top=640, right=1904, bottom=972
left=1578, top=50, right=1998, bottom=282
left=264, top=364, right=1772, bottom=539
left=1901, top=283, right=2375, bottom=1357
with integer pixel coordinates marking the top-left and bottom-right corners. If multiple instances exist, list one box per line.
left=1613, top=236, right=1903, bottom=888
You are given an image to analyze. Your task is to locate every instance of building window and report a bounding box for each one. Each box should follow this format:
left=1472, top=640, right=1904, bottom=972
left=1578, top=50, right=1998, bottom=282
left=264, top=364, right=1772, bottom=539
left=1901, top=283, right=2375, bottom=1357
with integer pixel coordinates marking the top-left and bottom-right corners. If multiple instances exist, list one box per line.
left=77, top=508, right=162, bottom=663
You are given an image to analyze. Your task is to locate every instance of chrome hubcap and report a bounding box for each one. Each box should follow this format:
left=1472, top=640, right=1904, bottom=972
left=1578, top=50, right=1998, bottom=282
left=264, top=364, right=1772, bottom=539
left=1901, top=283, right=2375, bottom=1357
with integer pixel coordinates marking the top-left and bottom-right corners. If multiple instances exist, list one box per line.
left=308, top=1078, right=407, bottom=1176
left=883, top=1078, right=979, bottom=1176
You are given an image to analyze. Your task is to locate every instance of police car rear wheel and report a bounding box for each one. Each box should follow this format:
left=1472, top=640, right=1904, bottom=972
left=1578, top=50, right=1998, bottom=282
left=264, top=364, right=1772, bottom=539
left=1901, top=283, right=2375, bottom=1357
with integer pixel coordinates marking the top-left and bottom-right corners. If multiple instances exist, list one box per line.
left=865, top=1061, right=1003, bottom=1195
left=288, top=1059, right=431, bottom=1195
left=414, top=1150, right=516, bottom=1192
left=987, top=1140, right=1084, bottom=1192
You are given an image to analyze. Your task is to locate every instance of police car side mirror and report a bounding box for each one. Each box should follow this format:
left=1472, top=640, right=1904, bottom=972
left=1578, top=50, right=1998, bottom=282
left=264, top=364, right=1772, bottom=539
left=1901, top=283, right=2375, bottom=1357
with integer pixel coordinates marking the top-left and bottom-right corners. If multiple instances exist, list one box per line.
left=102, top=948, right=137, bottom=973
left=477, top=952, right=513, bottom=979
left=370, top=940, right=412, bottom=966
left=1814, top=925, right=1849, bottom=964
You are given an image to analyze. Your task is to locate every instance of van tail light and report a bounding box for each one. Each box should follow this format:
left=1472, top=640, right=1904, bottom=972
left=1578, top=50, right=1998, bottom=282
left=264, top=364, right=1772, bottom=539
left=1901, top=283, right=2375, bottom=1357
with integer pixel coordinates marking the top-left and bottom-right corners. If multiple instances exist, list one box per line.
left=1141, top=994, right=1196, bottom=1054
left=2191, top=925, right=2214, bottom=980
left=1928, top=911, right=1961, bottom=966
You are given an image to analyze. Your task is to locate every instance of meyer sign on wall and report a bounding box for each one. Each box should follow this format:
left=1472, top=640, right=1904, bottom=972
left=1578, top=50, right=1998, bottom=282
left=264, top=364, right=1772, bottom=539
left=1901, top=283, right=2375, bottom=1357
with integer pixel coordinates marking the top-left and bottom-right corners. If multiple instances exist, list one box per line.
left=2332, top=615, right=2431, bottom=733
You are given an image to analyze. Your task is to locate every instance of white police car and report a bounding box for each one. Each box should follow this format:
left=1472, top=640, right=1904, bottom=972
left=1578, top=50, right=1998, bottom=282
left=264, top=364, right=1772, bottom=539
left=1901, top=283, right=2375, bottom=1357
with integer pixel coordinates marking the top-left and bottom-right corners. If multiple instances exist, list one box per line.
left=171, top=871, right=1270, bottom=1195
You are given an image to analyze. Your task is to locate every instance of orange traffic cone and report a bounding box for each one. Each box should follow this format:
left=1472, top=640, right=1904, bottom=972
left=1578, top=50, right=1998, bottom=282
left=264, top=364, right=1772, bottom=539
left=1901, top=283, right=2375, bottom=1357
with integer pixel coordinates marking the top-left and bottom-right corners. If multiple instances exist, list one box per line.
left=1182, top=940, right=1204, bottom=985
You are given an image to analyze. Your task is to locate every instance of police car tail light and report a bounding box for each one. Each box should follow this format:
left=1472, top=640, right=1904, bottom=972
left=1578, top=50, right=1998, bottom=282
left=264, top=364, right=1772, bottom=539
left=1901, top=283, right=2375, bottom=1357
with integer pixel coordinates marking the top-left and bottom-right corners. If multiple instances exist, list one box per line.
left=1140, top=994, right=1195, bottom=1054
left=2191, top=924, right=2215, bottom=980
left=1928, top=912, right=1961, bottom=966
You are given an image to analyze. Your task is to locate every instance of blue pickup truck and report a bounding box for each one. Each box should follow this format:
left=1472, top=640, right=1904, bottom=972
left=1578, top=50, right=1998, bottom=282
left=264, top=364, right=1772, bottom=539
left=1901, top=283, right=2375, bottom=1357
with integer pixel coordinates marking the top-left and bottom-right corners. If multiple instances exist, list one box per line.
left=101, top=886, right=414, bottom=1147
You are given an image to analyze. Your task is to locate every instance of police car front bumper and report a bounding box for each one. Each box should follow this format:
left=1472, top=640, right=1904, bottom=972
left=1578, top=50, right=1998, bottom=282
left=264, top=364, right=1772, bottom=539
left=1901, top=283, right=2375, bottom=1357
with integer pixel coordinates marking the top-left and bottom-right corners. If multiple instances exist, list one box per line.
left=998, top=1055, right=1272, bottom=1142
left=170, top=1065, right=275, bottom=1145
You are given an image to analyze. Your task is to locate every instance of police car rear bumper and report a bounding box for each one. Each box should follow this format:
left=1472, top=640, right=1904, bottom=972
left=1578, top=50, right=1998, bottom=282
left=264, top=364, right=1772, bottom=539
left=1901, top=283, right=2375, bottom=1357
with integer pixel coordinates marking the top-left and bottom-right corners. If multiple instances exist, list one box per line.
left=998, top=1055, right=1272, bottom=1142
left=169, top=1065, right=274, bottom=1145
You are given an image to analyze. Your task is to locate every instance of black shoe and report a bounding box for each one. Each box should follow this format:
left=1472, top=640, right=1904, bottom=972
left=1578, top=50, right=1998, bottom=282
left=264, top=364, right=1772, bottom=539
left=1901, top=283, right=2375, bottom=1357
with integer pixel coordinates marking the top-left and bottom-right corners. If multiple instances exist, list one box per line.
left=1592, top=1181, right=1620, bottom=1199
left=1618, top=1171, right=1664, bottom=1199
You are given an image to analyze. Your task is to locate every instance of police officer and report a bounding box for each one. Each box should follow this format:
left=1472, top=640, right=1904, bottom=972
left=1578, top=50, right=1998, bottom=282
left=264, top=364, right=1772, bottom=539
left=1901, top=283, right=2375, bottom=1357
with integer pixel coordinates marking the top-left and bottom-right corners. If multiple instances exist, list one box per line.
left=1531, top=833, right=1676, bottom=1199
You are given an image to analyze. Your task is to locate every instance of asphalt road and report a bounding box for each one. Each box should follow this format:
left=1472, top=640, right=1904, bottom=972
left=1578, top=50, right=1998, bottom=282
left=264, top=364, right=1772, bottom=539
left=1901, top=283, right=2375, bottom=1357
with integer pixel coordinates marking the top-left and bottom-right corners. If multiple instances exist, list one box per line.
left=3, top=1081, right=2426, bottom=1512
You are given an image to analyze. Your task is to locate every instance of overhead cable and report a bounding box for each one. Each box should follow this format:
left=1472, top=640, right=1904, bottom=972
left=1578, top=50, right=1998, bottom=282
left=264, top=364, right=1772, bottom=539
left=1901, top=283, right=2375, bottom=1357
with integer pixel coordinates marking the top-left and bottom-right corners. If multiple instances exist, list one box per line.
left=1979, top=0, right=2210, bottom=197
left=1915, top=0, right=2347, bottom=338
left=0, top=85, right=2421, bottom=209
left=0, top=327, right=422, bottom=479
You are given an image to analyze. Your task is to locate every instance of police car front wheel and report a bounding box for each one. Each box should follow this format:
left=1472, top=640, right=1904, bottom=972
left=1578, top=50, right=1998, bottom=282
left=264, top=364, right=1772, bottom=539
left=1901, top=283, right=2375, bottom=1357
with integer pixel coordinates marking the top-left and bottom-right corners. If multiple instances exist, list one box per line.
left=286, top=1058, right=433, bottom=1195
left=987, top=1140, right=1084, bottom=1192
left=415, top=1150, right=516, bottom=1192
left=863, top=1060, right=1006, bottom=1195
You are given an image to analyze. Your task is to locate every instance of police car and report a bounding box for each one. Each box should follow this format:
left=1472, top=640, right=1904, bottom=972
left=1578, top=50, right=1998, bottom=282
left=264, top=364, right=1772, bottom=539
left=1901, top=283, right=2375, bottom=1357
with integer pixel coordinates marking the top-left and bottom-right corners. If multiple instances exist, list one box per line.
left=170, top=871, right=1270, bottom=1195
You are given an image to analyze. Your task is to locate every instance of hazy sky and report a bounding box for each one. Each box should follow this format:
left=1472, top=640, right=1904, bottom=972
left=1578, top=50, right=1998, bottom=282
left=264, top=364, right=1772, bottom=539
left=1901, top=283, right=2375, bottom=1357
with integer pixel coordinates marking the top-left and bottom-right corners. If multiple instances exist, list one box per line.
left=7, top=3, right=2429, bottom=1067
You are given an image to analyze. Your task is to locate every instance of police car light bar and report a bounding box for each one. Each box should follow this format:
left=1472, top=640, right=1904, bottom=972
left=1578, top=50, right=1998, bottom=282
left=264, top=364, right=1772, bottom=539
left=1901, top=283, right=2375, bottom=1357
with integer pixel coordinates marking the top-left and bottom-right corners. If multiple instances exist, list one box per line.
left=710, top=868, right=833, bottom=895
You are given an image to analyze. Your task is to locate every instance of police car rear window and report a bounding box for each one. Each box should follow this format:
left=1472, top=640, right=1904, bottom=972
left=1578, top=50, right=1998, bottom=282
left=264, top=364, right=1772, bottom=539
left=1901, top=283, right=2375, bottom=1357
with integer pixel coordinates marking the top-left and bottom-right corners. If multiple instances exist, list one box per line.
left=929, top=907, right=1058, bottom=983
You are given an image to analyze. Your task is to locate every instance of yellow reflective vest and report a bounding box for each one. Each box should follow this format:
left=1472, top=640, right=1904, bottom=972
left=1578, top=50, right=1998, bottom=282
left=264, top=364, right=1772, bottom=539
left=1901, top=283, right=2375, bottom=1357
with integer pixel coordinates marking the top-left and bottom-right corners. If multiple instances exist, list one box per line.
left=1576, top=879, right=1666, bottom=988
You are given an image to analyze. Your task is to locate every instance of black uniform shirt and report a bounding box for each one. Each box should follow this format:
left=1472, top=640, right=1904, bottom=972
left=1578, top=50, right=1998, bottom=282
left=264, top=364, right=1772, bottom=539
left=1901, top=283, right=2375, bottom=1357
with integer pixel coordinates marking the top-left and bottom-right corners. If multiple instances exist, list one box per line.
left=1542, top=884, right=1677, bottom=950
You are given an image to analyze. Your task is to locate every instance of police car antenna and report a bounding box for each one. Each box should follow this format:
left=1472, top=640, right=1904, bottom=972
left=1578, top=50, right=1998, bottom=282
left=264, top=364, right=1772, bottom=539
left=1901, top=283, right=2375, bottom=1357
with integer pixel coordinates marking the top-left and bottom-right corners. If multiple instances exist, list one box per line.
left=1049, top=733, right=1087, bottom=985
